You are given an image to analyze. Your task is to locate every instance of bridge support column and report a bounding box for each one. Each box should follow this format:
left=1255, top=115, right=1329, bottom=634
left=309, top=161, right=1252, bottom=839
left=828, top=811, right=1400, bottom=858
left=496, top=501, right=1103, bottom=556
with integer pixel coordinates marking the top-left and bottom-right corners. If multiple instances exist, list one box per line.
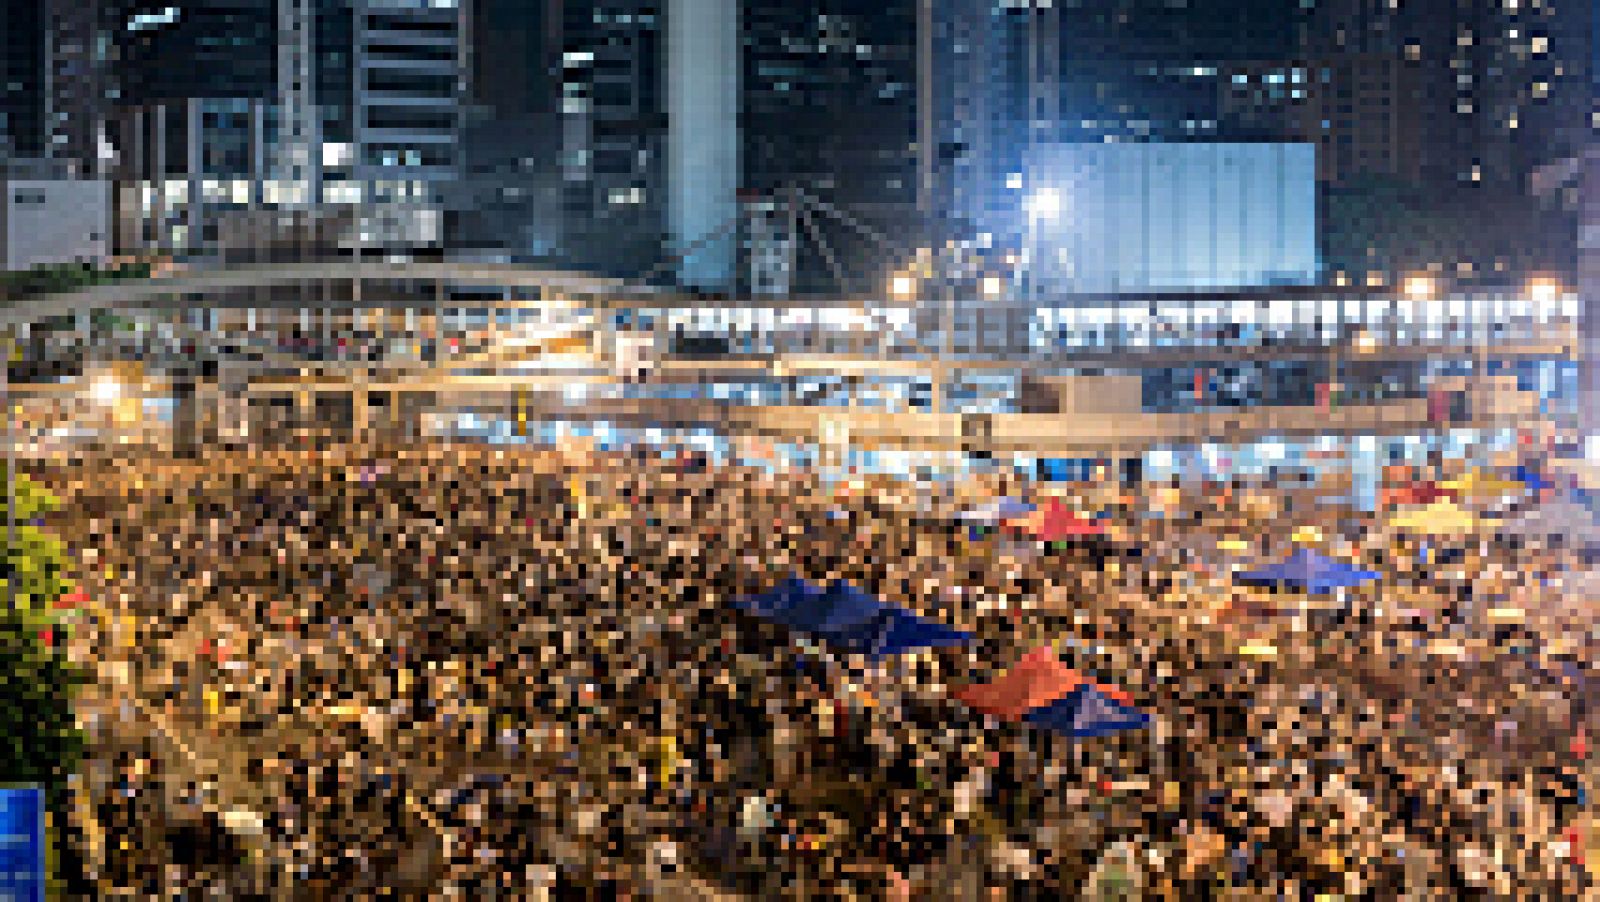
left=171, top=377, right=200, bottom=459
left=294, top=389, right=314, bottom=444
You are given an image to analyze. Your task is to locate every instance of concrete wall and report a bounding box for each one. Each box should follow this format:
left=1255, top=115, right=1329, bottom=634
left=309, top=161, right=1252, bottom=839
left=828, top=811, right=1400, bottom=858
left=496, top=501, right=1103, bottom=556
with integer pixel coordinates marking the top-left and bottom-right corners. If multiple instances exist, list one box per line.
left=1, top=179, right=110, bottom=271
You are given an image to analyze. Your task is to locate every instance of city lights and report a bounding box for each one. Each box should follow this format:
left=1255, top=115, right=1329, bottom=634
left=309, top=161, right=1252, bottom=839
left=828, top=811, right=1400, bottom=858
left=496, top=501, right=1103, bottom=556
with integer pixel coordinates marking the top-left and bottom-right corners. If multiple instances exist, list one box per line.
left=1403, top=275, right=1436, bottom=300
left=5, top=0, right=1591, bottom=895
left=89, top=377, right=123, bottom=405
left=1528, top=277, right=1562, bottom=304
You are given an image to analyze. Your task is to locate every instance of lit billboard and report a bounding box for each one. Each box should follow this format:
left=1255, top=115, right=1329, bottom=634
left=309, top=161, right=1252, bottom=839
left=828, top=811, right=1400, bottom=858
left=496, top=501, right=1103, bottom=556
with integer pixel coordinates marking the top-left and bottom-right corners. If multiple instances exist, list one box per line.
left=1018, top=142, right=1318, bottom=293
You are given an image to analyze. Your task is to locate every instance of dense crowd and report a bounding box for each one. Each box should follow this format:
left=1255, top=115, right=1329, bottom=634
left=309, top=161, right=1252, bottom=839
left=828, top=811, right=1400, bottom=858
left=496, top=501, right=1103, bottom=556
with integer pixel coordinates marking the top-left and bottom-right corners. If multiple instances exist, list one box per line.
left=37, top=439, right=1600, bottom=897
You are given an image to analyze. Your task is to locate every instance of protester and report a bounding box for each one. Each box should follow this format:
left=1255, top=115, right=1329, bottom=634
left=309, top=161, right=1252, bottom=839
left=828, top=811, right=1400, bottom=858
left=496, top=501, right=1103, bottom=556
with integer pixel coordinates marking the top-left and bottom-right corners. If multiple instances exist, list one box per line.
left=41, top=441, right=1597, bottom=897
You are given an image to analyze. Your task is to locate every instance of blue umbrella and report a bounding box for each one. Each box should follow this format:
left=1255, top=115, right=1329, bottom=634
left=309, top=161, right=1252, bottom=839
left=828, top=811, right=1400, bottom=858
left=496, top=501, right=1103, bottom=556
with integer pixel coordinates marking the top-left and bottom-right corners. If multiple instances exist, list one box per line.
left=1024, top=684, right=1150, bottom=738
left=1237, top=548, right=1381, bottom=595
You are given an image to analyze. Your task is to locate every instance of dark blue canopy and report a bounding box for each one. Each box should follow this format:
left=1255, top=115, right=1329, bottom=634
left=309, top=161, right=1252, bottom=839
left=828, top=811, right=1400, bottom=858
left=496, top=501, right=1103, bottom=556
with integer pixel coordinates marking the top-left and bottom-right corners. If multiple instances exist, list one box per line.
left=738, top=579, right=972, bottom=659
left=804, top=581, right=890, bottom=634
left=1237, top=548, right=1381, bottom=594
left=1024, top=684, right=1150, bottom=738
left=735, top=577, right=825, bottom=621
left=829, top=607, right=974, bottom=660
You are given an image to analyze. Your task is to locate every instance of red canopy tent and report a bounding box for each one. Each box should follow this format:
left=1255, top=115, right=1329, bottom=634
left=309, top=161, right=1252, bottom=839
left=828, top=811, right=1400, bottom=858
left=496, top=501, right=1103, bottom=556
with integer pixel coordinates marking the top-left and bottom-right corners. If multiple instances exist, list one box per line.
left=1379, top=482, right=1460, bottom=510
left=1005, top=499, right=1107, bottom=543
left=953, top=646, right=1084, bottom=721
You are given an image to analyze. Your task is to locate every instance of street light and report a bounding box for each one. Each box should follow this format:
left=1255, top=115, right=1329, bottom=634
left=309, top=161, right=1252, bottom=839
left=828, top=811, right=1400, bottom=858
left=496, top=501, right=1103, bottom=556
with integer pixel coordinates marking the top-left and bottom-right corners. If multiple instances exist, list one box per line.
left=981, top=276, right=1004, bottom=300
left=889, top=273, right=918, bottom=301
left=90, top=376, right=123, bottom=406
left=1403, top=275, right=1436, bottom=301
left=1528, top=277, right=1562, bottom=305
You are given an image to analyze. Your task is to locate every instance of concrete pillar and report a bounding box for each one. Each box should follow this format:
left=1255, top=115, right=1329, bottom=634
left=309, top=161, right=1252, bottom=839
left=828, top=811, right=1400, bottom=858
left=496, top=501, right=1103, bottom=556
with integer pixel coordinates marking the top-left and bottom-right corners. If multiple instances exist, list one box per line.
left=667, top=0, right=739, bottom=291
left=171, top=375, right=198, bottom=459
left=152, top=104, right=167, bottom=251
left=351, top=389, right=369, bottom=442
left=187, top=97, right=203, bottom=254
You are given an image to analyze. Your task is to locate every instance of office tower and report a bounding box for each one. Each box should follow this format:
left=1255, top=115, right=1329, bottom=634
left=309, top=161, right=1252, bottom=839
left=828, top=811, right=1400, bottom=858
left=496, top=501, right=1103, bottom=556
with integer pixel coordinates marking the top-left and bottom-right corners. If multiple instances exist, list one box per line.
left=741, top=0, right=924, bottom=294
left=43, top=0, right=116, bottom=174
left=1, top=0, right=46, bottom=159
left=454, top=0, right=563, bottom=259
left=1303, top=0, right=1592, bottom=282
left=351, top=1, right=466, bottom=205
left=551, top=0, right=666, bottom=277
left=106, top=0, right=468, bottom=254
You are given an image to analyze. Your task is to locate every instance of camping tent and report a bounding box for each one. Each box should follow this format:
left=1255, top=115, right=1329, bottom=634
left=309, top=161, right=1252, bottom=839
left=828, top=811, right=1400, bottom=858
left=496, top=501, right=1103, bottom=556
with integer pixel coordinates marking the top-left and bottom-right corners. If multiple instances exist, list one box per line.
left=1387, top=501, right=1479, bottom=537
left=1237, top=548, right=1381, bottom=594
left=736, top=577, right=827, bottom=623
left=1379, top=482, right=1459, bottom=510
left=1509, top=465, right=1554, bottom=493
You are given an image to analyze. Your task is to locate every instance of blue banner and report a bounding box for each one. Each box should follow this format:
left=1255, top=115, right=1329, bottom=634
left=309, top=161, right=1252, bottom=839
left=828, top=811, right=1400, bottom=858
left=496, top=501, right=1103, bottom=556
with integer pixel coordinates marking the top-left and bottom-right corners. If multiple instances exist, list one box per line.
left=0, top=787, right=45, bottom=902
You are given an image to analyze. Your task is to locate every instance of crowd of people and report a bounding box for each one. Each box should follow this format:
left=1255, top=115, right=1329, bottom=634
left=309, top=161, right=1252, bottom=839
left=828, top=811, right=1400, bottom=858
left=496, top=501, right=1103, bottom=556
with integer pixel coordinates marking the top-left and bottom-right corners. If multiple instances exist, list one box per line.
left=35, top=436, right=1600, bottom=897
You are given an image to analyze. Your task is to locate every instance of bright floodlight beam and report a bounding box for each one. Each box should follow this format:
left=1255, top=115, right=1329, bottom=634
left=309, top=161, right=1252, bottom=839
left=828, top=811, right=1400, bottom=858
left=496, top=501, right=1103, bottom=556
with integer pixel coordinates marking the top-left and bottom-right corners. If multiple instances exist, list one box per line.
left=1025, top=186, right=1063, bottom=221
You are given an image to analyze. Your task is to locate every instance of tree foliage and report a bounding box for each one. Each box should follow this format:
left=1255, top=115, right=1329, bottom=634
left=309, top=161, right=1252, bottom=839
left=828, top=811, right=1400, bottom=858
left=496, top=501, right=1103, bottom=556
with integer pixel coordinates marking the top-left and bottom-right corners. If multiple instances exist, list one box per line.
left=0, top=262, right=153, bottom=303
left=0, top=470, right=83, bottom=804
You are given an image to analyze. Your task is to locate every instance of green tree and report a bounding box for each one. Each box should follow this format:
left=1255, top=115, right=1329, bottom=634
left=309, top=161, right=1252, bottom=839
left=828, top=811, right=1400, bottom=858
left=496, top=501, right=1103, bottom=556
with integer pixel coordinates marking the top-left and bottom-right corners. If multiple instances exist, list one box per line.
left=0, top=469, right=85, bottom=893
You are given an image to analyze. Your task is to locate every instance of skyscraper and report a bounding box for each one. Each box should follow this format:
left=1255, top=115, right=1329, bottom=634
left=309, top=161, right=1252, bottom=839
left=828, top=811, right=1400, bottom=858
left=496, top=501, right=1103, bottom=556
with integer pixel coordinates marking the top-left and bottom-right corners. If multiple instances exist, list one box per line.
left=740, top=0, right=924, bottom=293
left=1, top=0, right=46, bottom=159
left=105, top=0, right=468, bottom=254
left=550, top=0, right=666, bottom=277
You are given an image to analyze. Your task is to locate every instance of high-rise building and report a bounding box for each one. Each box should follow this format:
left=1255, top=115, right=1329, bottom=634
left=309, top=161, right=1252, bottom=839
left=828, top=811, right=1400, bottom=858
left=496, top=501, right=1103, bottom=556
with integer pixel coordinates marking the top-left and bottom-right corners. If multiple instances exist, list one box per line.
left=41, top=0, right=117, bottom=173
left=959, top=0, right=1592, bottom=285
left=453, top=0, right=562, bottom=259
left=1302, top=0, right=1592, bottom=282
left=1, top=0, right=46, bottom=159
left=740, top=0, right=925, bottom=294
left=351, top=1, right=465, bottom=199
left=106, top=0, right=468, bottom=255
left=549, top=0, right=666, bottom=277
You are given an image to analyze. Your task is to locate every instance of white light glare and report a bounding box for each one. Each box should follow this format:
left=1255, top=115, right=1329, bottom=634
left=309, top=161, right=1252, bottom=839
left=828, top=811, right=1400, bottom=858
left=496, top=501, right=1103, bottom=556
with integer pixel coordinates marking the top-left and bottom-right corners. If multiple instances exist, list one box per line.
left=1025, top=186, right=1063, bottom=221
left=90, top=378, right=122, bottom=405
